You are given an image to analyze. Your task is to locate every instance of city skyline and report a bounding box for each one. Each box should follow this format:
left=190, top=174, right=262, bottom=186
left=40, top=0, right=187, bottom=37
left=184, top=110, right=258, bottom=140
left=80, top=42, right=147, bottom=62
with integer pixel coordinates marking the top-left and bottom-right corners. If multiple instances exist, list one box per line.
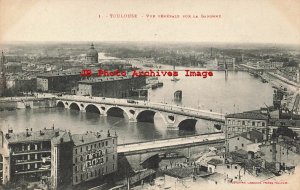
left=0, top=0, right=300, bottom=44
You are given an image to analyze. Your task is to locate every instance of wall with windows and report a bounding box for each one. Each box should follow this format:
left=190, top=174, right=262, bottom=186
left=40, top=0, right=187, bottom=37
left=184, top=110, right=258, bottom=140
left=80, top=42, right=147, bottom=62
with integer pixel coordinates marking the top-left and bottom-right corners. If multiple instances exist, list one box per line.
left=72, top=137, right=118, bottom=185
left=226, top=118, right=268, bottom=139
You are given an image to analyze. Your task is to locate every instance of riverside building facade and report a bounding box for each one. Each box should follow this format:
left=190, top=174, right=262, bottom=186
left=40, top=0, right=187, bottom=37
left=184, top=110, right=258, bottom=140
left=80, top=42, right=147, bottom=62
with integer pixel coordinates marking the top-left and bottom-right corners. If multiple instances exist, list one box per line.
left=0, top=128, right=117, bottom=189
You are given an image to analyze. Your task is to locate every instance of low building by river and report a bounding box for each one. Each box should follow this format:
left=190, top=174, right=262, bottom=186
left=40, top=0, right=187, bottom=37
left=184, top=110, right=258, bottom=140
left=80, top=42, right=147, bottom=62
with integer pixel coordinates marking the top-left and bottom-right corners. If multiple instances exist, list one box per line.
left=76, top=74, right=146, bottom=98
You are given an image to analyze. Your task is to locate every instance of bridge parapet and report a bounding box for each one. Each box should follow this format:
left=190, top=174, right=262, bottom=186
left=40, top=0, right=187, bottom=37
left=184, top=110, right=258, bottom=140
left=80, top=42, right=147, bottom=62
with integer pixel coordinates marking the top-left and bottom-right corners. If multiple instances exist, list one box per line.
left=56, top=95, right=225, bottom=123
left=117, top=132, right=225, bottom=154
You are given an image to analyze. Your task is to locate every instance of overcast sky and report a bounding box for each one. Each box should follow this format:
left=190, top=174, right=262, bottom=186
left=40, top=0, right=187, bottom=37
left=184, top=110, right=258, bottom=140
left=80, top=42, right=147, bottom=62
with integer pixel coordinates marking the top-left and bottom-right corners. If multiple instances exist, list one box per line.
left=1, top=0, right=300, bottom=44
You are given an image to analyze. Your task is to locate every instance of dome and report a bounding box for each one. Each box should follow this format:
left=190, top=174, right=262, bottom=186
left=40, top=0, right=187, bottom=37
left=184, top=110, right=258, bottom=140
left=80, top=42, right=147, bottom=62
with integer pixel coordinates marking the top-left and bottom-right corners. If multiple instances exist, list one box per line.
left=86, top=44, right=98, bottom=57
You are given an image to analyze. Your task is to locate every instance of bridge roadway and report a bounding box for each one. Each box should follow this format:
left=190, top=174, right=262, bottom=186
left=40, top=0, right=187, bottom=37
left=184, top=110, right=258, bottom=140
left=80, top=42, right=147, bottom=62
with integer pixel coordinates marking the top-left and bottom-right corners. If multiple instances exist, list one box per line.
left=56, top=95, right=225, bottom=123
left=117, top=132, right=225, bottom=155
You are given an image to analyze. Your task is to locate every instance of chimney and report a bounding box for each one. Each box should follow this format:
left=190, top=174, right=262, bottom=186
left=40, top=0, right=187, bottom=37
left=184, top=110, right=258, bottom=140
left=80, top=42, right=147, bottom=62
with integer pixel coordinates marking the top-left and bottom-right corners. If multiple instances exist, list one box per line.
left=261, top=159, right=266, bottom=169
left=97, top=132, right=101, bottom=138
left=40, top=130, right=44, bottom=136
left=25, top=128, right=30, bottom=136
left=55, top=131, right=59, bottom=137
left=247, top=133, right=250, bottom=139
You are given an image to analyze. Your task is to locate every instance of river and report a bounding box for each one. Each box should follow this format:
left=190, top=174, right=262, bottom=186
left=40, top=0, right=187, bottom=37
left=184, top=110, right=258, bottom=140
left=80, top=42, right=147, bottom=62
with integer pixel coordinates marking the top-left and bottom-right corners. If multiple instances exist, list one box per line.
left=0, top=67, right=274, bottom=144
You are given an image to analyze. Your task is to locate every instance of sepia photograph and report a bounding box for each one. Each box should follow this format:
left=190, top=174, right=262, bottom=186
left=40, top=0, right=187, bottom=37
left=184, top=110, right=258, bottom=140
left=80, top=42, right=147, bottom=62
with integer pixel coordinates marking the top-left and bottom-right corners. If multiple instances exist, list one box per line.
left=0, top=0, right=300, bottom=189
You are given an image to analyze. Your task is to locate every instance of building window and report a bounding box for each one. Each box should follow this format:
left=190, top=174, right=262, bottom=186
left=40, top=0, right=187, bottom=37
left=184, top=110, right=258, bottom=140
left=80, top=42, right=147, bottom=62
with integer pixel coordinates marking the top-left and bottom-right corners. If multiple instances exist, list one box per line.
left=237, top=138, right=239, bottom=140
left=102, top=142, right=104, bottom=147
left=227, top=165, right=230, bottom=169
left=86, top=146, right=88, bottom=151
left=252, top=122, right=255, bottom=126
left=234, top=166, right=238, bottom=169
left=242, top=144, right=244, bottom=147
left=80, top=147, right=82, bottom=152
left=75, top=157, right=78, bottom=163
left=106, top=141, right=108, bottom=146
left=262, top=123, right=265, bottom=126
left=113, top=139, right=115, bottom=144
left=113, top=155, right=115, bottom=160
left=242, top=121, right=245, bottom=125
left=75, top=149, right=77, bottom=154
left=270, top=149, right=272, bottom=152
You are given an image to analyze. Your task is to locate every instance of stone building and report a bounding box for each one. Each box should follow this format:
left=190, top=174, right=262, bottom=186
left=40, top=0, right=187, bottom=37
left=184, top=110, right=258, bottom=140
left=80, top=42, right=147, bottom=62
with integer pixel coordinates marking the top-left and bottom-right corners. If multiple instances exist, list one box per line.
left=76, top=74, right=146, bottom=98
left=71, top=131, right=118, bottom=186
left=227, top=130, right=264, bottom=153
left=0, top=128, right=73, bottom=189
left=37, top=71, right=83, bottom=93
left=225, top=111, right=269, bottom=139
left=0, top=128, right=118, bottom=189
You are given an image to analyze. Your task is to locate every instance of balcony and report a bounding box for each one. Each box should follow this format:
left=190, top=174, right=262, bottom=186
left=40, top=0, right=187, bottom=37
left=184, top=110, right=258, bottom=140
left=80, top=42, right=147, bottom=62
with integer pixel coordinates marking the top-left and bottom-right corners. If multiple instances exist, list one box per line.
left=41, top=156, right=51, bottom=163
left=14, top=165, right=51, bottom=175
left=15, top=159, right=43, bottom=165
left=14, top=168, right=51, bottom=175
left=12, top=149, right=51, bottom=155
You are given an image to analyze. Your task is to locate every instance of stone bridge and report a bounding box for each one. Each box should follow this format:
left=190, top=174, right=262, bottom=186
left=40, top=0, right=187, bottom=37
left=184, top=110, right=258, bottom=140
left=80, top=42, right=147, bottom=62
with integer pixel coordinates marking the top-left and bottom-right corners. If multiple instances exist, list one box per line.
left=56, top=95, right=225, bottom=130
left=117, top=132, right=225, bottom=169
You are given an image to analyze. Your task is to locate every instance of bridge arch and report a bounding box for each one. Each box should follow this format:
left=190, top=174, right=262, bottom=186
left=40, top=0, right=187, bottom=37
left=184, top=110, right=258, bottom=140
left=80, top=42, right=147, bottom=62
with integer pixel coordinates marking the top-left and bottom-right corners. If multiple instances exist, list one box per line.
left=136, top=110, right=166, bottom=123
left=106, top=106, right=129, bottom=118
left=177, top=119, right=197, bottom=131
left=85, top=104, right=101, bottom=114
left=69, top=102, right=80, bottom=111
left=57, top=101, right=65, bottom=108
left=141, top=153, right=160, bottom=169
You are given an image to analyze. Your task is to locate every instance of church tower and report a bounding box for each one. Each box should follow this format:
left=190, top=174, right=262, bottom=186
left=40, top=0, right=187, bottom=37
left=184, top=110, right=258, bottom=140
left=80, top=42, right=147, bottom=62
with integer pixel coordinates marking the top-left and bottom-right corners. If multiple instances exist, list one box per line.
left=0, top=51, right=7, bottom=96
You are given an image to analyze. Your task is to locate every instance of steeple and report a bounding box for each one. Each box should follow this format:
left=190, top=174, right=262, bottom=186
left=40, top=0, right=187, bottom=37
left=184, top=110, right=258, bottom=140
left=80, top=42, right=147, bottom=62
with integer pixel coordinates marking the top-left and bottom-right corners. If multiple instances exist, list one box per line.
left=0, top=50, right=5, bottom=76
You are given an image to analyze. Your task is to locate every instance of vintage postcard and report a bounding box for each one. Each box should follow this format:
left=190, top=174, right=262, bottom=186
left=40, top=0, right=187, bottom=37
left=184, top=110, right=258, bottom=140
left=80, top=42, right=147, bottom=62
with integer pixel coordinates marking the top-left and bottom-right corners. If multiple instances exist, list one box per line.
left=0, top=0, right=300, bottom=190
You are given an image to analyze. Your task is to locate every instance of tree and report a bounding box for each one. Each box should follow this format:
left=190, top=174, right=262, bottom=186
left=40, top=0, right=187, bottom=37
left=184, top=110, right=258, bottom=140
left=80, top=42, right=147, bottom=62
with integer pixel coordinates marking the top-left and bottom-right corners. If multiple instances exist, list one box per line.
left=272, top=126, right=298, bottom=139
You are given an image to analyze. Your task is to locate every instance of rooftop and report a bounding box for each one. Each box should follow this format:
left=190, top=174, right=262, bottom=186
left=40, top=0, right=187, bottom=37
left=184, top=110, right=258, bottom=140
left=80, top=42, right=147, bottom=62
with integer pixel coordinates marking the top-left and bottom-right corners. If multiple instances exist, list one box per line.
left=71, top=131, right=116, bottom=146
left=78, top=75, right=132, bottom=84
left=2, top=128, right=70, bottom=144
left=207, top=158, right=223, bottom=166
left=164, top=167, right=194, bottom=179
left=226, top=111, right=269, bottom=120
left=37, top=71, right=81, bottom=78
left=230, top=130, right=264, bottom=143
